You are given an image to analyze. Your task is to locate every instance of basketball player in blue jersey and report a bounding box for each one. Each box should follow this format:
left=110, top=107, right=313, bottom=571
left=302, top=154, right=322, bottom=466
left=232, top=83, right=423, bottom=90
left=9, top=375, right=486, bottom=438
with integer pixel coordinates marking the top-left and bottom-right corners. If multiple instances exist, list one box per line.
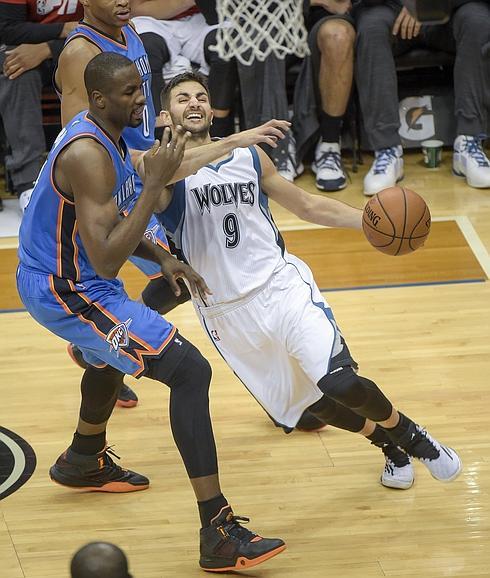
left=53, top=0, right=187, bottom=407
left=156, top=71, right=462, bottom=492
left=17, top=53, right=286, bottom=572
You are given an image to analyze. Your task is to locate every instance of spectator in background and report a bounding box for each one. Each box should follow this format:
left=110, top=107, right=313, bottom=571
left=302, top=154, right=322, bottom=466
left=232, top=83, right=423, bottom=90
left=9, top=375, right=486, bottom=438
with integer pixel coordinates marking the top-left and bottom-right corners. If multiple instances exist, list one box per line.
left=130, top=0, right=238, bottom=137
left=356, top=0, right=490, bottom=195
left=70, top=542, right=133, bottom=578
left=293, top=0, right=357, bottom=190
left=0, top=0, right=82, bottom=211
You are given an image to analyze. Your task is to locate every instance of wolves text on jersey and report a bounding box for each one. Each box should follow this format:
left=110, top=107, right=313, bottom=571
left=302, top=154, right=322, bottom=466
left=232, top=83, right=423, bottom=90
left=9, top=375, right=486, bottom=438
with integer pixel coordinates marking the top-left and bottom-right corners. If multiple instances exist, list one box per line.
left=190, top=181, right=255, bottom=215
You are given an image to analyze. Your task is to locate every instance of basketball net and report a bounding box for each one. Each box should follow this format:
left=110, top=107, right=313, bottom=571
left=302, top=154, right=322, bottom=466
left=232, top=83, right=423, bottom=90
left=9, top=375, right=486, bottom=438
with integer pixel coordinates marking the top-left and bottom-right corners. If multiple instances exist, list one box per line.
left=211, top=0, right=309, bottom=66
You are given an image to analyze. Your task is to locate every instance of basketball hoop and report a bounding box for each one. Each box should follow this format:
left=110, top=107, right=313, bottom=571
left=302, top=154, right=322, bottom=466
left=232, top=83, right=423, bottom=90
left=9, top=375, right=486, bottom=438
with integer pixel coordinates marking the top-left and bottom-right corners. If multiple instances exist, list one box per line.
left=211, top=0, right=309, bottom=66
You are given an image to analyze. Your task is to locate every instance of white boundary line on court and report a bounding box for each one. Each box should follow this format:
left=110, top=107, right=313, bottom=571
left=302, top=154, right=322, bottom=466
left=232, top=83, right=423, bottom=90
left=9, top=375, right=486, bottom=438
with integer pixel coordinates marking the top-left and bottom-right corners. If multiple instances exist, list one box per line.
left=433, top=215, right=490, bottom=279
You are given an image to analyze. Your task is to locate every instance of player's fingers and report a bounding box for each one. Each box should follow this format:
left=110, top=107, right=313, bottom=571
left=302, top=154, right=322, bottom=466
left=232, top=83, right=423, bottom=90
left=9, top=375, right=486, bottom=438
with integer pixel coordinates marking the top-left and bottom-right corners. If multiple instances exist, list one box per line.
left=160, top=127, right=171, bottom=149
left=265, top=126, right=288, bottom=140
left=264, top=136, right=278, bottom=148
left=413, top=21, right=421, bottom=37
left=166, top=274, right=182, bottom=297
left=149, top=139, right=161, bottom=157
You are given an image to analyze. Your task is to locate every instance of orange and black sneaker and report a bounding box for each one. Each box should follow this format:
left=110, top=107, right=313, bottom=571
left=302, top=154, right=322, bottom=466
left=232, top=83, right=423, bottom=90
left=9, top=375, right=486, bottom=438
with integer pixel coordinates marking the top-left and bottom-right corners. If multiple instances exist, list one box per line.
left=199, top=506, right=286, bottom=572
left=49, top=447, right=149, bottom=493
left=66, top=343, right=139, bottom=408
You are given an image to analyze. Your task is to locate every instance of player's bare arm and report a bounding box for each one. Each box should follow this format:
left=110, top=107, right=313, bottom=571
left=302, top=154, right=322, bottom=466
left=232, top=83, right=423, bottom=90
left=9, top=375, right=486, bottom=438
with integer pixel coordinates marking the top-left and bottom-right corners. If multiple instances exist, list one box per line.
left=130, top=0, right=195, bottom=19
left=58, top=129, right=187, bottom=278
left=56, top=39, right=101, bottom=126
left=255, top=146, right=362, bottom=229
left=132, top=119, right=291, bottom=211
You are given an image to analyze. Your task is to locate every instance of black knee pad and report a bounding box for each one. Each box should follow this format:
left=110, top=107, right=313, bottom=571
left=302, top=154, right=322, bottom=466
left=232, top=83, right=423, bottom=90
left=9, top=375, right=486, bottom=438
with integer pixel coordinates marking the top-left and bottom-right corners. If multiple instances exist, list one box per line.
left=317, top=366, right=392, bottom=422
left=142, top=276, right=191, bottom=314
left=308, top=394, right=366, bottom=432
left=145, top=338, right=212, bottom=391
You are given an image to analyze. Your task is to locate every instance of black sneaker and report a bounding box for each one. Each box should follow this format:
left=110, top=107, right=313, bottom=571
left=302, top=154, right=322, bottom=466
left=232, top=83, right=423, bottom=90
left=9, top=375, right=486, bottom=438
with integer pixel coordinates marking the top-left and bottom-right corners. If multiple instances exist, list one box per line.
left=199, top=506, right=286, bottom=572
left=389, top=421, right=462, bottom=482
left=66, top=344, right=138, bottom=408
left=49, top=446, right=150, bottom=492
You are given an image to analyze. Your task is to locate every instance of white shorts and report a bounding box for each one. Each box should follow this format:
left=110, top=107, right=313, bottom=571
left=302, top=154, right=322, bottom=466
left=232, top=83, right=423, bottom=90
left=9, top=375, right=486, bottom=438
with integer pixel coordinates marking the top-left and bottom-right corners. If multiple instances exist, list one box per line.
left=196, top=256, right=347, bottom=428
left=132, top=13, right=218, bottom=81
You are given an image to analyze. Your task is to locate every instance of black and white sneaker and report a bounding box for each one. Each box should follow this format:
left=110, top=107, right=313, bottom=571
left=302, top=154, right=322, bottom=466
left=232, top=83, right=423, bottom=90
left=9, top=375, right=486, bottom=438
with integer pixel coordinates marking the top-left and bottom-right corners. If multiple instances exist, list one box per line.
left=395, top=423, right=462, bottom=482
left=312, top=141, right=347, bottom=191
left=380, top=444, right=414, bottom=489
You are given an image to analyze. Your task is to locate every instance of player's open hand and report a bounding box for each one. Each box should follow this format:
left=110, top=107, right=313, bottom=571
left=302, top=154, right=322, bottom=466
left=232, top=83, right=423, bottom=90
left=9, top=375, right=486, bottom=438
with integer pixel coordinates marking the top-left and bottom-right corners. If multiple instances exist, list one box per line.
left=234, top=119, right=291, bottom=149
left=159, top=252, right=212, bottom=300
left=143, top=125, right=190, bottom=190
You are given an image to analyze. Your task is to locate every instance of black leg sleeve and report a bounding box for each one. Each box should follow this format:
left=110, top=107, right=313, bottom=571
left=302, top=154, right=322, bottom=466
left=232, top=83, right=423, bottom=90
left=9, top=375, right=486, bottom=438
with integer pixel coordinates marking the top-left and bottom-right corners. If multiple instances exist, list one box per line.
left=79, top=365, right=124, bottom=424
left=146, top=341, right=218, bottom=479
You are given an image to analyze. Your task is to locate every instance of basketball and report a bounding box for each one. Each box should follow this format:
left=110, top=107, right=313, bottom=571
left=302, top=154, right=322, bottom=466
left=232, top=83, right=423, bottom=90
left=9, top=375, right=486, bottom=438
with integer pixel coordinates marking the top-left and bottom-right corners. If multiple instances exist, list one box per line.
left=362, top=186, right=431, bottom=256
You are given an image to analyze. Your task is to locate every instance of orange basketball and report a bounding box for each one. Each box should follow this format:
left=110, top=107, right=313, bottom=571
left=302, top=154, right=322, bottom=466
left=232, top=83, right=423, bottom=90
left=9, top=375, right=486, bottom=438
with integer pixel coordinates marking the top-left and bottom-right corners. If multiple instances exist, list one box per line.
left=362, top=186, right=431, bottom=256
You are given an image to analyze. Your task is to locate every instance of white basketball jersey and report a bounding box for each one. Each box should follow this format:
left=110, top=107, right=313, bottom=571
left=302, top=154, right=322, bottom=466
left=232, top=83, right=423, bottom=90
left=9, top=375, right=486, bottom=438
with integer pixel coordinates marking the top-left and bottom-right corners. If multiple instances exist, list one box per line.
left=159, top=146, right=287, bottom=306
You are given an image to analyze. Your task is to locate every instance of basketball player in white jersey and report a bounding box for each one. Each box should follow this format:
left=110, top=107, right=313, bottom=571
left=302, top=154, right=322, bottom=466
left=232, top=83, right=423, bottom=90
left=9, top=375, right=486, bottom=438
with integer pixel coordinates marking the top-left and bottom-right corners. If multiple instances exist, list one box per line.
left=151, top=71, right=462, bottom=491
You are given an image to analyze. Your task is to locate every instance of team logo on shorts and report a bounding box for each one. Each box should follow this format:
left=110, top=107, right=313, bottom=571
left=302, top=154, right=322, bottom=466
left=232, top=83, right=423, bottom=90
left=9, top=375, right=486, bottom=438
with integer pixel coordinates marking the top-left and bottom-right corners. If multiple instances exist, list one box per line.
left=210, top=330, right=220, bottom=341
left=0, top=426, right=36, bottom=501
left=106, top=318, right=132, bottom=354
left=143, top=225, right=159, bottom=244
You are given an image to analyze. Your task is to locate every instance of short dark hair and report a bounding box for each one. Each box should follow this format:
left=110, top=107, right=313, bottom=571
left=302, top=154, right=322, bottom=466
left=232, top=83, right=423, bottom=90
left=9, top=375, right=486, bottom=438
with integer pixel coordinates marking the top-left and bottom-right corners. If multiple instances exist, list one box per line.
left=160, top=71, right=210, bottom=110
left=70, top=542, right=131, bottom=578
left=84, top=52, right=135, bottom=98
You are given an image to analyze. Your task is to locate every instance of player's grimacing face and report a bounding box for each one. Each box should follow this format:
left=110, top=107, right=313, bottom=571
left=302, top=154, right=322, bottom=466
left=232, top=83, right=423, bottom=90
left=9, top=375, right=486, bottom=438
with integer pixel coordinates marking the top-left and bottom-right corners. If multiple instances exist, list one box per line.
left=168, top=81, right=212, bottom=135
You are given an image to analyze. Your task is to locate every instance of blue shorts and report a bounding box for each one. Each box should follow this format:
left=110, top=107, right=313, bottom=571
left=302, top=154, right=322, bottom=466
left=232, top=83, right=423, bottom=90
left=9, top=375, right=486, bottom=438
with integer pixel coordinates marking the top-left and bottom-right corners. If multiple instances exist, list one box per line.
left=17, top=264, right=176, bottom=377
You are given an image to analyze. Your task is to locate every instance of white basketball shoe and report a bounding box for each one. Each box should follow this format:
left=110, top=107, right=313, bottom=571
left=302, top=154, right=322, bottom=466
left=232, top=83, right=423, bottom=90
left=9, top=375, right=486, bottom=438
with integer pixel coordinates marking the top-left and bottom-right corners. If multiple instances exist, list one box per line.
left=311, top=141, right=347, bottom=192
left=363, top=145, right=404, bottom=196
left=380, top=444, right=414, bottom=490
left=453, top=135, right=490, bottom=188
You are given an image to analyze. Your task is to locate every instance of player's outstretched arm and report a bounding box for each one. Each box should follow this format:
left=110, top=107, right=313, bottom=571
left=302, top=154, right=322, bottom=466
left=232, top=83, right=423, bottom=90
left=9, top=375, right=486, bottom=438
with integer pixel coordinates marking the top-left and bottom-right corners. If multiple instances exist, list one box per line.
left=161, top=119, right=290, bottom=185
left=256, top=146, right=362, bottom=229
left=57, top=39, right=100, bottom=126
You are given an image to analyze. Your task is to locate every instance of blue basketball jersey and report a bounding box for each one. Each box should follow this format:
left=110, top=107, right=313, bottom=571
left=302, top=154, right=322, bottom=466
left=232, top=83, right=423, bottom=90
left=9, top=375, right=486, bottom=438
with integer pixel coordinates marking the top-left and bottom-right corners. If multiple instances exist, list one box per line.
left=18, top=111, right=136, bottom=282
left=64, top=23, right=156, bottom=151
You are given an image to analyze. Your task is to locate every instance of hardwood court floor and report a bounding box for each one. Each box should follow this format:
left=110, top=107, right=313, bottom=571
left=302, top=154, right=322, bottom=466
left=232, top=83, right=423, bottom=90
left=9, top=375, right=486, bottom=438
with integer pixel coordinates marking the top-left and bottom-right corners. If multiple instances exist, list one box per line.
left=0, top=152, right=489, bottom=577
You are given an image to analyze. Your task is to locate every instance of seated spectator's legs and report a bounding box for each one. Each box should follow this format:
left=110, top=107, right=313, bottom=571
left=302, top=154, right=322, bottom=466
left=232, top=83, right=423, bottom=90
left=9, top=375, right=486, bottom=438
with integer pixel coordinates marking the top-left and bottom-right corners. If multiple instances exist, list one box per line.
left=312, top=16, right=355, bottom=192
left=204, top=28, right=238, bottom=137
left=355, top=5, right=404, bottom=196
left=0, top=51, right=45, bottom=201
left=450, top=2, right=490, bottom=187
